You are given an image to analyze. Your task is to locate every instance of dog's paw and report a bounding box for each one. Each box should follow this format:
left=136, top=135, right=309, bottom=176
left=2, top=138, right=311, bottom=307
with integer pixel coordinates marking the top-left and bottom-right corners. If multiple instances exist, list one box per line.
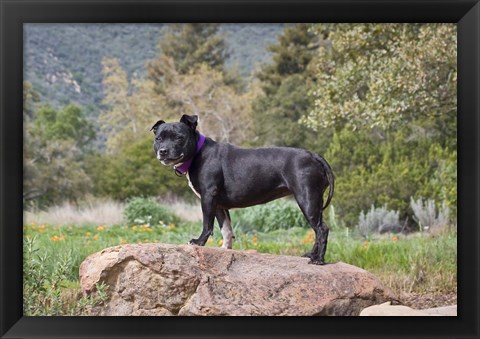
left=188, top=238, right=205, bottom=246
left=301, top=251, right=313, bottom=259
left=308, top=258, right=326, bottom=265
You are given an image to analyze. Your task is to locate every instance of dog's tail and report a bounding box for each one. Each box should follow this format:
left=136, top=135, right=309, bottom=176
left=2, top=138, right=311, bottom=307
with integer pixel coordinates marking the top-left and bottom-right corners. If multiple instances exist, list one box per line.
left=313, top=154, right=335, bottom=211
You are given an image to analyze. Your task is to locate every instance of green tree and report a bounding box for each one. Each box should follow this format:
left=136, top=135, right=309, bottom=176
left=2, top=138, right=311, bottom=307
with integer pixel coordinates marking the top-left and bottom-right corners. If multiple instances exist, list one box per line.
left=85, top=136, right=191, bottom=201
left=100, top=58, right=166, bottom=153
left=23, top=81, right=41, bottom=119
left=147, top=24, right=230, bottom=93
left=303, top=24, right=457, bottom=227
left=303, top=24, right=457, bottom=132
left=34, top=104, right=95, bottom=151
left=250, top=24, right=331, bottom=151
left=24, top=104, right=95, bottom=206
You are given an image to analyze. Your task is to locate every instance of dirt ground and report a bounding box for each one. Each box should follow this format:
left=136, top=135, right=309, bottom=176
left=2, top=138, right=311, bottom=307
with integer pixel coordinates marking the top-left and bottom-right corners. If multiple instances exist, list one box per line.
left=400, top=291, right=457, bottom=309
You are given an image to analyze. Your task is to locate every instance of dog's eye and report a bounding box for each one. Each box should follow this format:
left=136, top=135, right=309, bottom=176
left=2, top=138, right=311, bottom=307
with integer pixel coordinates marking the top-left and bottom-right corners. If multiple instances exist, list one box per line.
left=155, top=137, right=162, bottom=142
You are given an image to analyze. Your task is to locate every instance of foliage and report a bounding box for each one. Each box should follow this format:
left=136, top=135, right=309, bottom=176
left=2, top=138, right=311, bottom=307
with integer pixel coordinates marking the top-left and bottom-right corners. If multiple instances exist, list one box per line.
left=100, top=58, right=165, bottom=153
left=145, top=23, right=256, bottom=145
left=24, top=103, right=95, bottom=207
left=85, top=135, right=192, bottom=201
left=148, top=24, right=228, bottom=78
left=123, top=197, right=179, bottom=226
left=23, top=80, right=41, bottom=118
left=34, top=104, right=95, bottom=150
left=231, top=198, right=308, bottom=233
left=251, top=24, right=331, bottom=151
left=154, top=61, right=258, bottom=144
left=325, top=126, right=457, bottom=227
left=410, top=197, right=451, bottom=232
left=23, top=235, right=109, bottom=315
left=303, top=24, right=457, bottom=131
left=358, top=205, right=401, bottom=237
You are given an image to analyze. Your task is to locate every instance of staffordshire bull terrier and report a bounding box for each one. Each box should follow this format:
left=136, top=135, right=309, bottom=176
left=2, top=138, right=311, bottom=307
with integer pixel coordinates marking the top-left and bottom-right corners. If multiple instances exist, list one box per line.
left=151, top=114, right=334, bottom=265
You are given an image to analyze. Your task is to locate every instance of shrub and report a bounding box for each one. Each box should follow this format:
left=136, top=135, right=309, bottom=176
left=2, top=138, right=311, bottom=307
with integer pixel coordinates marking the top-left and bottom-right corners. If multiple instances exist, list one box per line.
left=410, top=197, right=451, bottom=232
left=23, top=235, right=108, bottom=315
left=231, top=198, right=308, bottom=233
left=85, top=136, right=192, bottom=201
left=357, top=204, right=401, bottom=237
left=123, top=197, right=179, bottom=226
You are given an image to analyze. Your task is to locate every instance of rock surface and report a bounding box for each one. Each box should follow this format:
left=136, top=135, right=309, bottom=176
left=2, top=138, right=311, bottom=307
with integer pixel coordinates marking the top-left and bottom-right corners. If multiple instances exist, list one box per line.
left=360, top=302, right=457, bottom=316
left=79, top=243, right=397, bottom=316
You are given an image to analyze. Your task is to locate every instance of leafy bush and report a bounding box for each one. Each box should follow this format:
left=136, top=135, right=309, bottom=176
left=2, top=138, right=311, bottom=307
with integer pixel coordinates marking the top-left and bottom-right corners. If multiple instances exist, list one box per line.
left=231, top=198, right=308, bottom=233
left=410, top=197, right=451, bottom=232
left=23, top=235, right=108, bottom=315
left=324, top=126, right=457, bottom=227
left=85, top=136, right=192, bottom=201
left=357, top=205, right=401, bottom=237
left=123, top=197, right=179, bottom=226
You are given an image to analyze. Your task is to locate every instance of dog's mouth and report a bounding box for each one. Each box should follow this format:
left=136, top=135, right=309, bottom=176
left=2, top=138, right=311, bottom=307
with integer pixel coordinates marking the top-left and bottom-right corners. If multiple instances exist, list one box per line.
left=159, top=153, right=184, bottom=166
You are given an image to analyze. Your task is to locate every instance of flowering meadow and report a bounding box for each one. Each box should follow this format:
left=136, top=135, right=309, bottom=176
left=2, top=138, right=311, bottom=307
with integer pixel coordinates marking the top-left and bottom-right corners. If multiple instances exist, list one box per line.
left=23, top=214, right=456, bottom=315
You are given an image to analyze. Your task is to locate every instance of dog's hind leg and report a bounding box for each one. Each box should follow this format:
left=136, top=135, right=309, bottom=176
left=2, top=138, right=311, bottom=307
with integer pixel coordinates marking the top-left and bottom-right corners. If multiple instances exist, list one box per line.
left=294, top=191, right=329, bottom=265
left=216, top=209, right=234, bottom=249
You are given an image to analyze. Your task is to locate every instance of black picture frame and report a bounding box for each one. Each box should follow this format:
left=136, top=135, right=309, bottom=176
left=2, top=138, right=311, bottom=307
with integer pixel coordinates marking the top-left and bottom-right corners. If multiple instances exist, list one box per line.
left=1, top=0, right=478, bottom=338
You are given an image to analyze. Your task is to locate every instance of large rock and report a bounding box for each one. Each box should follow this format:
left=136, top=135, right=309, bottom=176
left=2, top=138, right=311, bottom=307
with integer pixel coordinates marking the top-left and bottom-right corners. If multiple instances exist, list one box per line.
left=360, top=302, right=457, bottom=316
left=79, top=243, right=397, bottom=316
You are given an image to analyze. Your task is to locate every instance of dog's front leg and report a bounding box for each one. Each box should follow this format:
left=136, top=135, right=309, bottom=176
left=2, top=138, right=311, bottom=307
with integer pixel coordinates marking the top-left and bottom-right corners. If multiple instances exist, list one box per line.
left=189, top=192, right=216, bottom=246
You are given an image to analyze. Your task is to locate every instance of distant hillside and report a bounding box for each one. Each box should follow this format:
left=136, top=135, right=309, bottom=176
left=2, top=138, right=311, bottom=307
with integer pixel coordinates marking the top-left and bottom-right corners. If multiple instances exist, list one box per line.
left=24, top=24, right=284, bottom=114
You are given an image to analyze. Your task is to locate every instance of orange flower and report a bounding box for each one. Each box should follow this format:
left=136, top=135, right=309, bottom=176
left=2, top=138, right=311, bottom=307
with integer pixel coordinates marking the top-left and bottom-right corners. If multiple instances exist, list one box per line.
left=97, top=226, right=105, bottom=231
left=207, top=238, right=213, bottom=243
left=363, top=240, right=369, bottom=245
left=392, top=236, right=398, bottom=241
left=121, top=239, right=127, bottom=244
left=93, top=234, right=99, bottom=241
left=218, top=239, right=224, bottom=246
left=131, top=226, right=138, bottom=231
left=50, top=235, right=65, bottom=242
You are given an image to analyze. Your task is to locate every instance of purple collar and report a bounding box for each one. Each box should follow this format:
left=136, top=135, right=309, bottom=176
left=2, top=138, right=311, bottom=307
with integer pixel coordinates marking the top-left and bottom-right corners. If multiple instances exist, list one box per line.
left=174, top=133, right=206, bottom=175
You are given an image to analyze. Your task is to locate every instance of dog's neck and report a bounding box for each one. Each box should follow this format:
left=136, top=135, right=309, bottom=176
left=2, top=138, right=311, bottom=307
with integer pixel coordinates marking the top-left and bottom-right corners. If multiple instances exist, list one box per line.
left=174, top=133, right=206, bottom=175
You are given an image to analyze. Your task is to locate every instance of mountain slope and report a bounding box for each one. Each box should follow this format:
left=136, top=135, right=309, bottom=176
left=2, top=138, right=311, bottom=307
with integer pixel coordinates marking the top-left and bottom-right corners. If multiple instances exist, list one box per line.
left=24, top=23, right=284, bottom=113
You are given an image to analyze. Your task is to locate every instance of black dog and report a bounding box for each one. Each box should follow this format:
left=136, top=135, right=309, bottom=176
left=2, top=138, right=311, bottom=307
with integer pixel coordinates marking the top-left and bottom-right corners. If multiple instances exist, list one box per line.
left=151, top=114, right=334, bottom=265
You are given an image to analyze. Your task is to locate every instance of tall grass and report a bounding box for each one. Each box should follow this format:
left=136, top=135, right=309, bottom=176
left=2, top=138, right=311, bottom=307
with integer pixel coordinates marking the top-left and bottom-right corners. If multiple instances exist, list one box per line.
left=24, top=199, right=125, bottom=226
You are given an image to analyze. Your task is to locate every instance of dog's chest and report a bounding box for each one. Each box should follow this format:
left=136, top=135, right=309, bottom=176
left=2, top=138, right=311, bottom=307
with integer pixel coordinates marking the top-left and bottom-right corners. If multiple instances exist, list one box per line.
left=186, top=172, right=201, bottom=199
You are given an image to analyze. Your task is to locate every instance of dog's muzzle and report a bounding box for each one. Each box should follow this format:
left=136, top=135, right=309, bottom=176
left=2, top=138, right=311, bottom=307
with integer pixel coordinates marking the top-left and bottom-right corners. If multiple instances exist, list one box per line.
left=157, top=150, right=184, bottom=166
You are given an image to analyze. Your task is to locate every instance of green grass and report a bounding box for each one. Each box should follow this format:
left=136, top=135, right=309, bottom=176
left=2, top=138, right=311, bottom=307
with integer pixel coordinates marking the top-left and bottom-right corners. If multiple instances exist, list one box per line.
left=24, top=220, right=457, bottom=314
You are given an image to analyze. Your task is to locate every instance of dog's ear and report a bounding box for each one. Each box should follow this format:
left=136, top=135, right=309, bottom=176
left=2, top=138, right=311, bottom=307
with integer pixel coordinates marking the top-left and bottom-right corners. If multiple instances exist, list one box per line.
left=150, top=120, right=165, bottom=134
left=180, top=114, right=198, bottom=131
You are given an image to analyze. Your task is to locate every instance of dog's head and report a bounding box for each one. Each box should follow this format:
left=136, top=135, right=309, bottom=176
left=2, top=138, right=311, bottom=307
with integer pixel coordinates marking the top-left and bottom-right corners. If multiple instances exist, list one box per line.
left=151, top=114, right=199, bottom=166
